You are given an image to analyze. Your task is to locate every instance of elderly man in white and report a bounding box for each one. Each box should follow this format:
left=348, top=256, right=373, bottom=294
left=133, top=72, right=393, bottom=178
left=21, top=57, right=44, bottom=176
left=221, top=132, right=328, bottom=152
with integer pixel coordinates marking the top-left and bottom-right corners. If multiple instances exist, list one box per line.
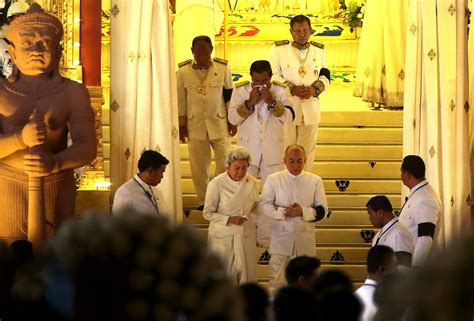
left=203, top=145, right=259, bottom=284
left=259, top=144, right=327, bottom=293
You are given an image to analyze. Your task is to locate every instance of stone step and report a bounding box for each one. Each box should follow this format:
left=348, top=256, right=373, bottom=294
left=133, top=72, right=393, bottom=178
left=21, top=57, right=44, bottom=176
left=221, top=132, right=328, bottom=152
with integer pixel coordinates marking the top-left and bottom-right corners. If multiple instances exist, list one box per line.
left=180, top=160, right=401, bottom=179
left=255, top=246, right=369, bottom=264
left=319, top=111, right=402, bottom=127
left=178, top=144, right=402, bottom=161
left=184, top=209, right=375, bottom=227
left=317, top=127, right=402, bottom=144
left=256, top=263, right=367, bottom=283
left=180, top=178, right=401, bottom=194
left=193, top=227, right=378, bottom=246
left=182, top=194, right=401, bottom=209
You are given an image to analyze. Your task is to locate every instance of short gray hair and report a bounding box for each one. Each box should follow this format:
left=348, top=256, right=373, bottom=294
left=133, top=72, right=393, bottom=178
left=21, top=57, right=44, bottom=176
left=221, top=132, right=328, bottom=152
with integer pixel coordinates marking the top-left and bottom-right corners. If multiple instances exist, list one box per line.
left=224, top=145, right=251, bottom=168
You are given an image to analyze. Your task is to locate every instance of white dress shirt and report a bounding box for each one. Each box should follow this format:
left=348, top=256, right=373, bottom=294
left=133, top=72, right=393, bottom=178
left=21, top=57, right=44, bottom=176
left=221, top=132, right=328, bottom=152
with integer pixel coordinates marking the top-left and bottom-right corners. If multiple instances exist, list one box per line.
left=112, top=175, right=160, bottom=215
left=355, top=279, right=378, bottom=321
left=259, top=169, right=328, bottom=256
left=372, top=217, right=414, bottom=255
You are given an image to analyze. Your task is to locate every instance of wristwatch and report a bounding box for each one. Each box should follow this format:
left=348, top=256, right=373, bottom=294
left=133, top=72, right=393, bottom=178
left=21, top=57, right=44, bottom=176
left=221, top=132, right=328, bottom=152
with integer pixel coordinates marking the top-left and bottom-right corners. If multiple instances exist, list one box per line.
left=268, top=100, right=277, bottom=111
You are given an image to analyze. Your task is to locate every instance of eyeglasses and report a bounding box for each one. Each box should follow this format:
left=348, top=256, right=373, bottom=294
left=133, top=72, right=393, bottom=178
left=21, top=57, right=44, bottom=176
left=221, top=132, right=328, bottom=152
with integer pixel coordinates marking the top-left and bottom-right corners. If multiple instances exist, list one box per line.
left=291, top=28, right=311, bottom=35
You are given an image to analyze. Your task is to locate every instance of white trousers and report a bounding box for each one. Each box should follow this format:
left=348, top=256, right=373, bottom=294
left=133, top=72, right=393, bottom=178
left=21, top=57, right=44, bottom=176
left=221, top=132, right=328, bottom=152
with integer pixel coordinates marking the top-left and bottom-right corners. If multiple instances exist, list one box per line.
left=188, top=136, right=230, bottom=205
left=284, top=124, right=318, bottom=172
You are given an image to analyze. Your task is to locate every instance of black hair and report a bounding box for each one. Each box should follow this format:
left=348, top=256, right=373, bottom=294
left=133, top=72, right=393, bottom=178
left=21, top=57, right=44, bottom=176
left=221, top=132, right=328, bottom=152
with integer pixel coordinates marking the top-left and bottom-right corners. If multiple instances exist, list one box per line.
left=290, top=15, right=311, bottom=29
left=192, top=35, right=213, bottom=49
left=137, top=150, right=169, bottom=172
left=401, top=155, right=426, bottom=179
left=250, top=60, right=272, bottom=77
left=367, top=245, right=395, bottom=274
left=285, top=255, right=321, bottom=287
left=366, top=195, right=393, bottom=213
left=273, top=287, right=317, bottom=321
left=239, top=283, right=269, bottom=321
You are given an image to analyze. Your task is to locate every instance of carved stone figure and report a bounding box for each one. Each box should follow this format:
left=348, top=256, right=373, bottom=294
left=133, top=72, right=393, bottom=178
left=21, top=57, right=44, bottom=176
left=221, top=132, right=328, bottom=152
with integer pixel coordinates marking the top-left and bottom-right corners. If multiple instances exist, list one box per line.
left=0, top=3, right=96, bottom=244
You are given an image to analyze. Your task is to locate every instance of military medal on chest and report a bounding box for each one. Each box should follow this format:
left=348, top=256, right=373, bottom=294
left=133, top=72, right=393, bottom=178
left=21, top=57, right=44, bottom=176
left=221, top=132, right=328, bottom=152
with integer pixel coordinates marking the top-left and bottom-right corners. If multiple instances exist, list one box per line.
left=197, top=84, right=206, bottom=95
left=193, top=67, right=210, bottom=95
left=296, top=48, right=310, bottom=78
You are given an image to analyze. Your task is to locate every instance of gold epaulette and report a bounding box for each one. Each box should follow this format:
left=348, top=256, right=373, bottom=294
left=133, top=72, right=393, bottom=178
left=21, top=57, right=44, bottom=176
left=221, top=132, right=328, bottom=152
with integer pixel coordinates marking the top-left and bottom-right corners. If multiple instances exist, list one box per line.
left=310, top=41, right=324, bottom=49
left=178, top=59, right=192, bottom=68
left=235, top=80, right=250, bottom=87
left=213, top=57, right=228, bottom=65
left=274, top=40, right=290, bottom=46
left=272, top=80, right=287, bottom=88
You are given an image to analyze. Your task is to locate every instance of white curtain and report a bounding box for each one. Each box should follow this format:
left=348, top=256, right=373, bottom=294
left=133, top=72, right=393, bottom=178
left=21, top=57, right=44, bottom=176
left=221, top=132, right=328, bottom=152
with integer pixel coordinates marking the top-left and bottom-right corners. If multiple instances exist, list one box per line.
left=110, top=0, right=183, bottom=223
left=403, top=0, right=471, bottom=244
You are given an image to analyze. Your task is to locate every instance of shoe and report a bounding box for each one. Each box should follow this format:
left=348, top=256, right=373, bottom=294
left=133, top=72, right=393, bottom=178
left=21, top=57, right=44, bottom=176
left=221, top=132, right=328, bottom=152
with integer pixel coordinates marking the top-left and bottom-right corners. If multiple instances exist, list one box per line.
left=196, top=205, right=204, bottom=211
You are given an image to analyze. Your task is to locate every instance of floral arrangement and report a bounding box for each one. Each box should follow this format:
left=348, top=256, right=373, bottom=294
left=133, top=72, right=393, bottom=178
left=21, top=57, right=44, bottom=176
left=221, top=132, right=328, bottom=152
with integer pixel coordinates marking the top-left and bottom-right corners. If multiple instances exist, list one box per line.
left=344, top=0, right=366, bottom=33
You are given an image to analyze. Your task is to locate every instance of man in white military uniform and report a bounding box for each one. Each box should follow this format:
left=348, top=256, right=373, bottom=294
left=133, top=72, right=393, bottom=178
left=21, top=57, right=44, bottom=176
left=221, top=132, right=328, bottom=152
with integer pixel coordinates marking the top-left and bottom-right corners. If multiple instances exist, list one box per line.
left=355, top=245, right=397, bottom=321
left=259, top=144, right=327, bottom=293
left=177, top=35, right=237, bottom=209
left=228, top=60, right=294, bottom=184
left=269, top=14, right=330, bottom=172
left=366, top=195, right=414, bottom=269
left=399, top=155, right=442, bottom=267
left=113, top=150, right=169, bottom=215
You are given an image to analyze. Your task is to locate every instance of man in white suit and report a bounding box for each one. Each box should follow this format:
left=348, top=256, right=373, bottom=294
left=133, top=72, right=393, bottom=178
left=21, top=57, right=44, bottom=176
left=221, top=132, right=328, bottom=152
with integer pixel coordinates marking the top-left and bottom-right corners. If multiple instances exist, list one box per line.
left=399, top=155, right=442, bottom=267
left=228, top=60, right=294, bottom=184
left=259, top=144, right=327, bottom=293
left=270, top=14, right=330, bottom=172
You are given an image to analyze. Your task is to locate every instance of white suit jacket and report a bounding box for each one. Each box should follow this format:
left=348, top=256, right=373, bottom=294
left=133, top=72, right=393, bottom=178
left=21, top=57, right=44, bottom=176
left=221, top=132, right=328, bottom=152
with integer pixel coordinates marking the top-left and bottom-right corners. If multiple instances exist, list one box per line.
left=112, top=175, right=161, bottom=215
left=228, top=82, right=294, bottom=167
left=259, top=170, right=328, bottom=256
left=270, top=41, right=329, bottom=126
left=372, top=217, right=414, bottom=255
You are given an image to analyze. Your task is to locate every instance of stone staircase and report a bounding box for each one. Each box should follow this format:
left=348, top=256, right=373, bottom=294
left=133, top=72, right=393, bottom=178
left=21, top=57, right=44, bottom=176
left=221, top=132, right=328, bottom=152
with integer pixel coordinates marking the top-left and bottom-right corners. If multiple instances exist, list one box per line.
left=182, top=109, right=403, bottom=288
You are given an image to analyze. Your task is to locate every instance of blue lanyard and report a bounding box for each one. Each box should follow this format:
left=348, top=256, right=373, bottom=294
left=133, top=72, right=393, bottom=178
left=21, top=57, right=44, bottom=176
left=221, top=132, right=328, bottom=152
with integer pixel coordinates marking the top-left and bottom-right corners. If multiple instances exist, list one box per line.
left=398, top=182, right=429, bottom=216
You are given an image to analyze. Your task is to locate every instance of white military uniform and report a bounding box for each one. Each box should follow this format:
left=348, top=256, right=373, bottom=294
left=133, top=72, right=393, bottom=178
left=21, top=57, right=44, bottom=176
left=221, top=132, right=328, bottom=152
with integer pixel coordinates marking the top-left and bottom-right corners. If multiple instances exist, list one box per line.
left=259, top=169, right=327, bottom=293
left=398, top=180, right=442, bottom=267
left=372, top=217, right=414, bottom=254
left=354, top=279, right=378, bottom=321
left=177, top=58, right=233, bottom=205
left=203, top=172, right=259, bottom=284
left=112, top=175, right=161, bottom=215
left=270, top=40, right=329, bottom=172
left=228, top=81, right=294, bottom=183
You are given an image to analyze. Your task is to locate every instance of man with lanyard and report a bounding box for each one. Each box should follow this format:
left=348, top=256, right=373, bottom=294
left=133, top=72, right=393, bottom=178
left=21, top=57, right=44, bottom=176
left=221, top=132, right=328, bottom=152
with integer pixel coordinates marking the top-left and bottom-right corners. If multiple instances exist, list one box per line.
left=112, top=150, right=169, bottom=215
left=354, top=245, right=397, bottom=321
left=366, top=195, right=414, bottom=269
left=269, top=14, right=330, bottom=172
left=399, top=155, right=442, bottom=267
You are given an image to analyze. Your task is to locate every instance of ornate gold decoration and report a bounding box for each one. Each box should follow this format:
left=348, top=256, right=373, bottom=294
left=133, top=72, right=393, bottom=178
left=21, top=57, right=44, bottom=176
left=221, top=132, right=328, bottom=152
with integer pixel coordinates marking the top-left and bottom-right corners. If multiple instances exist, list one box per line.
left=448, top=3, right=456, bottom=16
left=398, top=69, right=405, bottom=80
left=125, top=148, right=131, bottom=160
left=428, top=49, right=437, bottom=60
left=172, top=127, right=178, bottom=139
left=111, top=4, right=120, bottom=17
left=429, top=145, right=436, bottom=158
left=111, top=100, right=120, bottom=112
left=364, top=67, right=371, bottom=77
left=129, top=51, right=136, bottom=62
left=449, top=99, right=455, bottom=111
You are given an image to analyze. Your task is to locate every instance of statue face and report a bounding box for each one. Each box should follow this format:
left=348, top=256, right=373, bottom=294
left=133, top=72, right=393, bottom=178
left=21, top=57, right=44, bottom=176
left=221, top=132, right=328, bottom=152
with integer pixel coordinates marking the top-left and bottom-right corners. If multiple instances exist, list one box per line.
left=9, top=25, right=60, bottom=76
